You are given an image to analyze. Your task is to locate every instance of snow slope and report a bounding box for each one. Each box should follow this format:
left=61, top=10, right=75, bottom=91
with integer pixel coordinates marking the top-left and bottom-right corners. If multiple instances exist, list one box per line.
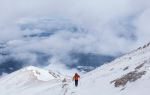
left=0, top=43, right=150, bottom=95
left=66, top=43, right=150, bottom=95
left=0, top=66, right=71, bottom=95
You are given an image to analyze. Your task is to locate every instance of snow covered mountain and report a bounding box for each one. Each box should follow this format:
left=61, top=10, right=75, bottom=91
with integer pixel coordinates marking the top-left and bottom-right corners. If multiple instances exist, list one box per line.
left=66, top=42, right=150, bottom=95
left=0, top=42, right=150, bottom=95
left=0, top=66, right=71, bottom=95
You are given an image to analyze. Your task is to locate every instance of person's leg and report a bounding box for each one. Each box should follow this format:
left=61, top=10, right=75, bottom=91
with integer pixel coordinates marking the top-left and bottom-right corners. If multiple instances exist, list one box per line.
left=75, top=80, right=78, bottom=87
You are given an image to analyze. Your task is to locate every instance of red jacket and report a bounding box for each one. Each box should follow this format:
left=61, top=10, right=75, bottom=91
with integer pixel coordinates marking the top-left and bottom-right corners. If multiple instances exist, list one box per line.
left=73, top=73, right=80, bottom=80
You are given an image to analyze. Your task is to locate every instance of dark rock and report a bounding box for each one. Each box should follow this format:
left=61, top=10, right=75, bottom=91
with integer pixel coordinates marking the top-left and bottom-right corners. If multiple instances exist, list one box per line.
left=123, top=66, right=129, bottom=71
left=111, top=70, right=146, bottom=87
left=135, top=63, right=145, bottom=70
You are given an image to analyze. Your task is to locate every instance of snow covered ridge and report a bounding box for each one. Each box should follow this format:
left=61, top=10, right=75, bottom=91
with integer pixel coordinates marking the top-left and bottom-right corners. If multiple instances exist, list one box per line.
left=0, top=66, right=64, bottom=83
left=24, top=66, right=61, bottom=81
left=0, top=66, right=71, bottom=95
left=108, top=43, right=150, bottom=88
left=65, top=42, right=150, bottom=95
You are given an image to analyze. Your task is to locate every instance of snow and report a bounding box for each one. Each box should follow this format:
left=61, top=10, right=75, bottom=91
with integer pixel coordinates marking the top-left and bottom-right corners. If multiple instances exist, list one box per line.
left=26, top=66, right=55, bottom=81
left=0, top=43, right=150, bottom=95
left=65, top=44, right=150, bottom=95
left=0, top=65, right=71, bottom=95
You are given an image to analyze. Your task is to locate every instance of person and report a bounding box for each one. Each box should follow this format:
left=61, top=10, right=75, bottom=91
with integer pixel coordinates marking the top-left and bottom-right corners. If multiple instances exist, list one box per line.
left=72, top=73, right=80, bottom=87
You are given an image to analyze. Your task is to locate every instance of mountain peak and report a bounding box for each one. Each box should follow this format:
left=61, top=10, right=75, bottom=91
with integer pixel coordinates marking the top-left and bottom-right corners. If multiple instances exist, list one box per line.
left=23, top=66, right=58, bottom=81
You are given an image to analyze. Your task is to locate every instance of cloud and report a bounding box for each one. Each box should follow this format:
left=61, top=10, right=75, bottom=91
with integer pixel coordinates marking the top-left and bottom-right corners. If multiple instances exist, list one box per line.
left=45, top=57, right=80, bottom=76
left=0, top=0, right=150, bottom=74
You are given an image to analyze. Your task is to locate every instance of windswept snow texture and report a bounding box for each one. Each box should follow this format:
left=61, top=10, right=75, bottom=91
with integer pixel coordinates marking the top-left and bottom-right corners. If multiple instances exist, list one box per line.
left=0, top=43, right=150, bottom=95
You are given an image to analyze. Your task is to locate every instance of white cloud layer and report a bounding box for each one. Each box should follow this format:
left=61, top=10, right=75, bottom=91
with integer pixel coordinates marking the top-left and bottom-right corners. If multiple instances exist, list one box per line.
left=0, top=0, right=150, bottom=72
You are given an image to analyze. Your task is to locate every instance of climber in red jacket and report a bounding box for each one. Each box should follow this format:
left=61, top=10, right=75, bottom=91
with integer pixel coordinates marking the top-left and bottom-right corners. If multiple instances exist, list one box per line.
left=73, top=73, right=80, bottom=87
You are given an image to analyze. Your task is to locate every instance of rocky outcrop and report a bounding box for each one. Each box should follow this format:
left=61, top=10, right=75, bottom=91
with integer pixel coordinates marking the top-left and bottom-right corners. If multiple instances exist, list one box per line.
left=111, top=70, right=146, bottom=87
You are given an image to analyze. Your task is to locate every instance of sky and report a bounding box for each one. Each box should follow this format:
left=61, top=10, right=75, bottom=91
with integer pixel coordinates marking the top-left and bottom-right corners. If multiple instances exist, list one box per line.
left=0, top=0, right=150, bottom=73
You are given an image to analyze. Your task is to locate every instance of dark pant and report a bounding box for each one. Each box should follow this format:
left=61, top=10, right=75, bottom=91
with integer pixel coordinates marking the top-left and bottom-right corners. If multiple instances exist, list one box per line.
left=75, top=80, right=78, bottom=87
